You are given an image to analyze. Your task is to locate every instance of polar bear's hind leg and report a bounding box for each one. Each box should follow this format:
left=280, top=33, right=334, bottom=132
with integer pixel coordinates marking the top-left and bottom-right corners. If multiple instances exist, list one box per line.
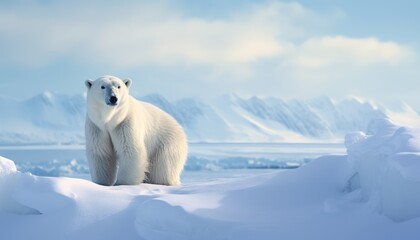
left=146, top=137, right=187, bottom=186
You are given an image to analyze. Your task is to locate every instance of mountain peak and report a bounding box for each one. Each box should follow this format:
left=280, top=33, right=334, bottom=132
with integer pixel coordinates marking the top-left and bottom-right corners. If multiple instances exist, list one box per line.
left=343, top=95, right=381, bottom=110
left=27, top=91, right=57, bottom=106
left=0, top=92, right=419, bottom=144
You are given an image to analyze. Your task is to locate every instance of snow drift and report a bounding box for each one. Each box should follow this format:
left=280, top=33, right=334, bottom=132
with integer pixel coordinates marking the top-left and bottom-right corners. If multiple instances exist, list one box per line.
left=1, top=118, right=420, bottom=239
left=1, top=92, right=419, bottom=144
left=346, top=118, right=420, bottom=222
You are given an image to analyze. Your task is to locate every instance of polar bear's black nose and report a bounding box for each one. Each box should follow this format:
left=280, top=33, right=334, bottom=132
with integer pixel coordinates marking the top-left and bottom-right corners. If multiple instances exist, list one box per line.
left=110, top=96, right=118, bottom=104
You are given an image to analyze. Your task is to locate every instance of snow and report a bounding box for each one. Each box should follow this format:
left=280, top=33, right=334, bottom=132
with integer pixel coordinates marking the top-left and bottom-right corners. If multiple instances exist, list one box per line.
left=346, top=118, right=420, bottom=222
left=0, top=156, right=16, bottom=174
left=1, top=118, right=420, bottom=239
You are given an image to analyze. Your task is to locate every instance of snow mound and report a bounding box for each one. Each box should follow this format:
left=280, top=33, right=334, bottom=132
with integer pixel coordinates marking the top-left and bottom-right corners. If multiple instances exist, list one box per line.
left=346, top=118, right=420, bottom=222
left=0, top=156, right=17, bottom=174
left=2, top=118, right=420, bottom=239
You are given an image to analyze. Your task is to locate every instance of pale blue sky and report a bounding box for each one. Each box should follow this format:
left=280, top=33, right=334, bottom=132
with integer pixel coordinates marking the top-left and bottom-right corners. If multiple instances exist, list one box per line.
left=0, top=0, right=419, bottom=107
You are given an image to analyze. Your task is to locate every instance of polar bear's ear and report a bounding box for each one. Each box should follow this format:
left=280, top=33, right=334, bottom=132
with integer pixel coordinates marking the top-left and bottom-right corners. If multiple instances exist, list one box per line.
left=85, top=79, right=93, bottom=89
left=123, top=78, right=132, bottom=88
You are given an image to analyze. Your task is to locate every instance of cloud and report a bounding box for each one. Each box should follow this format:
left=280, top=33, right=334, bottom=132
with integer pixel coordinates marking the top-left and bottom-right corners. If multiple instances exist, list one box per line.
left=0, top=0, right=418, bottom=104
left=89, top=17, right=285, bottom=67
left=0, top=1, right=412, bottom=69
left=0, top=1, right=306, bottom=68
left=291, top=36, right=413, bottom=68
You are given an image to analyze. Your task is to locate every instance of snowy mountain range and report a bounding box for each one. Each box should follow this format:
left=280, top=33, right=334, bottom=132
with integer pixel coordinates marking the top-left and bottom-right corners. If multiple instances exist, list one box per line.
left=0, top=92, right=419, bottom=145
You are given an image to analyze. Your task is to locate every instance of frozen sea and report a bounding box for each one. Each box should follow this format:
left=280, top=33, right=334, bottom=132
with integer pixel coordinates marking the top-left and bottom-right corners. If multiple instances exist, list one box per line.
left=0, top=143, right=345, bottom=183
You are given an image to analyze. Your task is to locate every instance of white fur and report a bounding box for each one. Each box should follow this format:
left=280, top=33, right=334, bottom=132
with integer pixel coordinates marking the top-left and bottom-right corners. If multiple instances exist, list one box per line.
left=85, top=75, right=188, bottom=186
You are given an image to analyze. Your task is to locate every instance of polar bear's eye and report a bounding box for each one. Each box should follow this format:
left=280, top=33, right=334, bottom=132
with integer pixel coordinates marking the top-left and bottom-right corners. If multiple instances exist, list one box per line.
left=118, top=86, right=121, bottom=89
left=101, top=86, right=105, bottom=89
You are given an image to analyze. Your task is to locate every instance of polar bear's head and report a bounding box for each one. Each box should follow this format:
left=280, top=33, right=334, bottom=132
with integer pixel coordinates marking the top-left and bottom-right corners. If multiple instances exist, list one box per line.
left=85, top=76, right=132, bottom=107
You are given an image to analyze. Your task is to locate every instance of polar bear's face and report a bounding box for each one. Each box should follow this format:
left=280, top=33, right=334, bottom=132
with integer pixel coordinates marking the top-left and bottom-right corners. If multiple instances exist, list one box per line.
left=85, top=76, right=132, bottom=107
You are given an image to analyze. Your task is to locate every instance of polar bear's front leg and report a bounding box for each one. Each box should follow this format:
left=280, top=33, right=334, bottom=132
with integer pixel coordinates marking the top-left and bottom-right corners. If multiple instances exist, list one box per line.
left=111, top=121, right=148, bottom=185
left=85, top=119, right=118, bottom=186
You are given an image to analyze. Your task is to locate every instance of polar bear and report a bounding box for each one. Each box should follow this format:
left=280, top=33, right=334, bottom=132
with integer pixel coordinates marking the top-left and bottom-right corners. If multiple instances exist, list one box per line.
left=84, top=75, right=188, bottom=186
